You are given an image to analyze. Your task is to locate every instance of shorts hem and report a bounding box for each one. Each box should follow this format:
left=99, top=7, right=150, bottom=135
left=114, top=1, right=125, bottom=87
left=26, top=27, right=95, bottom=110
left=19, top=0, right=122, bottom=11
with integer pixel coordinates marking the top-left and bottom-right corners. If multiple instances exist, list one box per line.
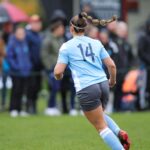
left=81, top=101, right=101, bottom=112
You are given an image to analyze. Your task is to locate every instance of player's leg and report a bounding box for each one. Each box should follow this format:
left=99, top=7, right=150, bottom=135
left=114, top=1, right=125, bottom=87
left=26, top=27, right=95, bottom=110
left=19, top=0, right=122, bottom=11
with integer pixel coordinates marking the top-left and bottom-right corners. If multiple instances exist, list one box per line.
left=84, top=106, right=124, bottom=150
left=100, top=81, right=121, bottom=134
left=104, top=114, right=120, bottom=135
left=77, top=84, right=124, bottom=150
left=100, top=81, right=131, bottom=150
left=104, top=114, right=131, bottom=150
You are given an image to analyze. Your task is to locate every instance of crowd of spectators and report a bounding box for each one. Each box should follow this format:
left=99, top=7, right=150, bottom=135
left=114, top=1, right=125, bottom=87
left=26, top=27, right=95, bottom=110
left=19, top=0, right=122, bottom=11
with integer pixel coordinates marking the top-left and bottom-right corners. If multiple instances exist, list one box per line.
left=0, top=4, right=150, bottom=117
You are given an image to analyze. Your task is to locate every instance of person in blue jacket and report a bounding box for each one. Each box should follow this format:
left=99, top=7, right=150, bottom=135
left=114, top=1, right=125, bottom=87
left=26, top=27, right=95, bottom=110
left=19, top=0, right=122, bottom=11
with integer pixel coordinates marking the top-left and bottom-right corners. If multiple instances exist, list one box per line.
left=7, top=25, right=32, bottom=117
left=26, top=15, right=43, bottom=114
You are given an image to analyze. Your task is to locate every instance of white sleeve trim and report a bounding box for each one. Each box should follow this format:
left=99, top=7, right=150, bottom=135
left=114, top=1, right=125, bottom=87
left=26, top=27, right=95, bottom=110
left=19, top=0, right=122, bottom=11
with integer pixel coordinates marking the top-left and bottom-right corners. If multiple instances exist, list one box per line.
left=59, top=43, right=67, bottom=52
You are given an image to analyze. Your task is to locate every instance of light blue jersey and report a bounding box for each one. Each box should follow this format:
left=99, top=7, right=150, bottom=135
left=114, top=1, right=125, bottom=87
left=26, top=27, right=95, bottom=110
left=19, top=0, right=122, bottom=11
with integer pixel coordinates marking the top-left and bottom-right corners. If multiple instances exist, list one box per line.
left=57, top=35, right=110, bottom=92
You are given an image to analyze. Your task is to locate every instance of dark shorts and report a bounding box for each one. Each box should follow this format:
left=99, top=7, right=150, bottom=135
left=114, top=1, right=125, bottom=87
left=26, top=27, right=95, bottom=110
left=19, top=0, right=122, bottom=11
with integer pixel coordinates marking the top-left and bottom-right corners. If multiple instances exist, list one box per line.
left=76, top=80, right=109, bottom=112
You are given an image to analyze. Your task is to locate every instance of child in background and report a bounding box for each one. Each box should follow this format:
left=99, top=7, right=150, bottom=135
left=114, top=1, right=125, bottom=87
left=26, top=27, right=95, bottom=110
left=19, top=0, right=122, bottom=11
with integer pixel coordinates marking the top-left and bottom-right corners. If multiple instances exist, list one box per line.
left=7, top=25, right=32, bottom=117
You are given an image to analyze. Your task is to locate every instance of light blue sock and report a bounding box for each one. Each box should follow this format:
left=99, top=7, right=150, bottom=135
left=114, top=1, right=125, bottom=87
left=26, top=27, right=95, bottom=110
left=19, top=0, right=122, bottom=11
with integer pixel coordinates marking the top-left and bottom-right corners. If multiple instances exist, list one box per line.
left=104, top=114, right=120, bottom=135
left=100, top=127, right=124, bottom=150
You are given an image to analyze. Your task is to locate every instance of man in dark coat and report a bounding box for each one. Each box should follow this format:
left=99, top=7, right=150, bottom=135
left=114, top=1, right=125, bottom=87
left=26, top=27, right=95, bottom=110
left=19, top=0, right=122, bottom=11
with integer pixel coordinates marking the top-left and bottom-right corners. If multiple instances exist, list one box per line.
left=138, top=18, right=150, bottom=109
left=113, top=21, right=134, bottom=111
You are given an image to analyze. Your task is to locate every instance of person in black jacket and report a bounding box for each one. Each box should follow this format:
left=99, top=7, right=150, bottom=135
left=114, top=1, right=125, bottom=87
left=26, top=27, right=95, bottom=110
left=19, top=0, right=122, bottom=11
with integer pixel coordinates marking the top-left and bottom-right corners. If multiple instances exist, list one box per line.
left=99, top=29, right=119, bottom=113
left=138, top=18, right=150, bottom=109
left=107, top=20, right=118, bottom=42
left=99, top=29, right=119, bottom=76
left=114, top=21, right=134, bottom=111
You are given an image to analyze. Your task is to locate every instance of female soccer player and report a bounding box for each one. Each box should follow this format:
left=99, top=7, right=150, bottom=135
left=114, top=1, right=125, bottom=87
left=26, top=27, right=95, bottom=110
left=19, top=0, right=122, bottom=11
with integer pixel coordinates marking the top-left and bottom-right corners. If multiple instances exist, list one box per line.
left=54, top=12, right=130, bottom=150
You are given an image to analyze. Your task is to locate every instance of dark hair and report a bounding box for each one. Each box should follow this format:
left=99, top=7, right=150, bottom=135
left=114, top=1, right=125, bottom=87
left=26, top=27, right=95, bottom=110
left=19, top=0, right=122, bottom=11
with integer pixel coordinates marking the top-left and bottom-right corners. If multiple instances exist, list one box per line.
left=70, top=12, right=117, bottom=33
left=50, top=20, right=64, bottom=32
left=13, top=24, right=25, bottom=33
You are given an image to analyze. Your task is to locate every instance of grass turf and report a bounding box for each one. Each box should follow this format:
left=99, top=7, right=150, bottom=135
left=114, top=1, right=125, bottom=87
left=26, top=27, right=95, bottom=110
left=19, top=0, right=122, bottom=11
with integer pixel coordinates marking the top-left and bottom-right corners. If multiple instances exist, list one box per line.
left=0, top=112, right=150, bottom=150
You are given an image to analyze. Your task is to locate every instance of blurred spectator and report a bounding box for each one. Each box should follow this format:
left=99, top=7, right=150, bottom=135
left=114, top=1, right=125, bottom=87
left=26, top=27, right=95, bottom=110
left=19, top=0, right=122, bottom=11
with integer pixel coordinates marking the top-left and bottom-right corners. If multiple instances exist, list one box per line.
left=99, top=29, right=118, bottom=78
left=81, top=2, right=97, bottom=19
left=2, top=22, right=13, bottom=44
left=0, top=32, right=6, bottom=110
left=41, top=17, right=65, bottom=116
left=121, top=69, right=139, bottom=111
left=99, top=29, right=119, bottom=113
left=1, top=59, right=10, bottom=111
left=42, top=10, right=77, bottom=116
left=1, top=23, right=13, bottom=110
left=62, top=29, right=77, bottom=115
left=26, top=14, right=43, bottom=114
left=52, top=10, right=77, bottom=115
left=107, top=21, right=118, bottom=42
left=50, top=9, right=67, bottom=26
left=7, top=25, right=32, bottom=117
left=138, top=17, right=150, bottom=109
left=116, top=22, right=128, bottom=39
left=60, top=68, right=77, bottom=115
left=113, top=21, right=134, bottom=111
left=0, top=33, right=6, bottom=70
left=86, top=25, right=99, bottom=39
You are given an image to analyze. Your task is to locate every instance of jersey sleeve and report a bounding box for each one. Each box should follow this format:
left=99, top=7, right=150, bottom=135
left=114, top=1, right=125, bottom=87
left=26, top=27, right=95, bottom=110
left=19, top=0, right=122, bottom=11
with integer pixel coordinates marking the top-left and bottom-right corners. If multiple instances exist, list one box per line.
left=98, top=41, right=110, bottom=59
left=100, top=47, right=110, bottom=59
left=57, top=43, right=69, bottom=64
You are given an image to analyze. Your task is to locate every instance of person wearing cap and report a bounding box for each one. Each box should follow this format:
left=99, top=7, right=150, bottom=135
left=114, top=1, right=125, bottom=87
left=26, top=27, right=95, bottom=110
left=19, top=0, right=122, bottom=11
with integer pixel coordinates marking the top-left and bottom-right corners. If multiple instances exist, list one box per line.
left=26, top=14, right=43, bottom=114
left=42, top=10, right=77, bottom=116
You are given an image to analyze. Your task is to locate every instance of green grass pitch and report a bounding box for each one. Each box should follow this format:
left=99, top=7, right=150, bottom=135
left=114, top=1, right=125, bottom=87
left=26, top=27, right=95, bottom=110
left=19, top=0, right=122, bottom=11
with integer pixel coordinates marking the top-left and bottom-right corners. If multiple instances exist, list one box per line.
left=0, top=112, right=150, bottom=150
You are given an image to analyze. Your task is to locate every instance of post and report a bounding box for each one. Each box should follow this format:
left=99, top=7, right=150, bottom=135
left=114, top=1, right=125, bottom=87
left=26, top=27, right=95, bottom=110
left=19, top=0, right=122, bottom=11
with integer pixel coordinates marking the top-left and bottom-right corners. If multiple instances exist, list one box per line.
left=73, top=0, right=80, bottom=15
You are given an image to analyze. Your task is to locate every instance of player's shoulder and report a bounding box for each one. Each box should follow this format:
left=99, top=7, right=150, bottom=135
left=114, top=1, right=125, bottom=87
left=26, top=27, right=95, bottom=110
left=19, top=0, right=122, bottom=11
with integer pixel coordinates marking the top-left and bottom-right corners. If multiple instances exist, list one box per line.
left=59, top=42, right=68, bottom=52
left=59, top=38, right=79, bottom=52
left=65, top=38, right=74, bottom=45
left=61, top=38, right=76, bottom=49
left=94, top=39, right=103, bottom=46
left=83, top=36, right=98, bottom=42
left=86, top=36, right=103, bottom=46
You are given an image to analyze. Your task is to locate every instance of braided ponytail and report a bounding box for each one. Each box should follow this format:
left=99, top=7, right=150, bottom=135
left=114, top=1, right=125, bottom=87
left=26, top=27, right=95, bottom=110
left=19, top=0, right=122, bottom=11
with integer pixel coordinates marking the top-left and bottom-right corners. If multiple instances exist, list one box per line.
left=70, top=12, right=117, bottom=33
left=80, top=12, right=117, bottom=26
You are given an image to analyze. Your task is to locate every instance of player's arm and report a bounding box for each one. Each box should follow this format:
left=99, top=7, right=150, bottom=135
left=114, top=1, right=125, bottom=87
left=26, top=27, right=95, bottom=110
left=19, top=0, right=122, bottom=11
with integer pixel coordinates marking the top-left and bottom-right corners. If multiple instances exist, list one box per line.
left=99, top=43, right=116, bottom=87
left=54, top=63, right=67, bottom=80
left=103, top=57, right=116, bottom=87
left=54, top=43, right=68, bottom=80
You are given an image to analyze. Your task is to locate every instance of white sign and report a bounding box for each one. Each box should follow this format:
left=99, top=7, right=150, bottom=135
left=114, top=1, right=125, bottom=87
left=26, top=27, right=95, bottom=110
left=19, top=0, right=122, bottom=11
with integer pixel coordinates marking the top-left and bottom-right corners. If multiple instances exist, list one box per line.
left=81, top=0, right=121, bottom=19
